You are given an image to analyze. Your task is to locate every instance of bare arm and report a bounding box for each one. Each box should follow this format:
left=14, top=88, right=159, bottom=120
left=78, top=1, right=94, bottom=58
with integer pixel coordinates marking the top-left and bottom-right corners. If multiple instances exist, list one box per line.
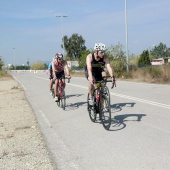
left=86, top=54, right=93, bottom=84
left=64, top=60, right=71, bottom=78
left=48, top=69, right=52, bottom=79
left=48, top=69, right=51, bottom=76
left=52, top=61, right=56, bottom=79
left=104, top=56, right=115, bottom=78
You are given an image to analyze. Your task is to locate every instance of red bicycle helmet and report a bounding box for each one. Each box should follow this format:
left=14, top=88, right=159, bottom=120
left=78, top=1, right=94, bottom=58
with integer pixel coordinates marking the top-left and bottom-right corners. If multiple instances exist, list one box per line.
left=55, top=53, right=63, bottom=60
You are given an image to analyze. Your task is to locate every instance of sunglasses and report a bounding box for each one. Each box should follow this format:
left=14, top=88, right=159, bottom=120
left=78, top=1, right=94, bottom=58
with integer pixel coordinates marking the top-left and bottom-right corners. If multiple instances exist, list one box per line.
left=58, top=58, right=62, bottom=60
left=100, top=51, right=104, bottom=54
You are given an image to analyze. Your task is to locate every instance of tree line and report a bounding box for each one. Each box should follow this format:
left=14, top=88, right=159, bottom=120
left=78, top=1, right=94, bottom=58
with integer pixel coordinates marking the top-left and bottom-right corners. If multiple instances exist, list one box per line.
left=62, top=33, right=170, bottom=67
left=1, top=33, right=170, bottom=78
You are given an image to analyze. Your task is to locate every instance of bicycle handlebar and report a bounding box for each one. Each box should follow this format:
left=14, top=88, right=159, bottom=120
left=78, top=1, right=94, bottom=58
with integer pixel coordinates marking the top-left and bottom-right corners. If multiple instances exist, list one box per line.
left=106, top=80, right=116, bottom=89
left=93, top=78, right=116, bottom=89
left=53, top=76, right=70, bottom=83
left=65, top=77, right=70, bottom=83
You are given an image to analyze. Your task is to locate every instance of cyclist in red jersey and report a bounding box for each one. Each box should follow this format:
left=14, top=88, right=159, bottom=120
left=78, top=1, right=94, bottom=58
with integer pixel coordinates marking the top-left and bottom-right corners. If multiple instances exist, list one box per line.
left=52, top=53, right=71, bottom=102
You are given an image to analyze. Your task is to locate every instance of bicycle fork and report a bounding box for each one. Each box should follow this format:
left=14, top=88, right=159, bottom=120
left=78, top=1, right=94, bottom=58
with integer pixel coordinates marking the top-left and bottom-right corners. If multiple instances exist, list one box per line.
left=58, top=82, right=64, bottom=99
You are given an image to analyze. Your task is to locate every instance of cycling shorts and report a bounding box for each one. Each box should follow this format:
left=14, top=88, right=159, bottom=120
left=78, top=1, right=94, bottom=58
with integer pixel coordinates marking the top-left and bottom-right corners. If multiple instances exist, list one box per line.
left=55, top=70, right=65, bottom=79
left=84, top=68, right=105, bottom=81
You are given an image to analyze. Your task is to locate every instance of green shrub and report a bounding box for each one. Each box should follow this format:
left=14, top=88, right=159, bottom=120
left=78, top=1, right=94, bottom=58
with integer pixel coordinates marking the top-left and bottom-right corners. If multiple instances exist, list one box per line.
left=148, top=66, right=162, bottom=78
left=31, top=61, right=46, bottom=70
left=0, top=70, right=10, bottom=78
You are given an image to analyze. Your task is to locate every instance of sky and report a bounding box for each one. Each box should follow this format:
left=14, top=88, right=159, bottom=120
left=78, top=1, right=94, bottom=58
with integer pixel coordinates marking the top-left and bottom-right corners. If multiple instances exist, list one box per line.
left=0, top=0, right=170, bottom=66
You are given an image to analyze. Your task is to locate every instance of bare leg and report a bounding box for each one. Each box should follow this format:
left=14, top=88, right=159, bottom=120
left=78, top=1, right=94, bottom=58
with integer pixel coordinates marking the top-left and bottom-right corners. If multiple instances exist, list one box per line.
left=62, top=79, right=66, bottom=89
left=88, top=76, right=96, bottom=98
left=54, top=79, right=59, bottom=96
left=49, top=79, right=53, bottom=89
left=88, top=79, right=93, bottom=98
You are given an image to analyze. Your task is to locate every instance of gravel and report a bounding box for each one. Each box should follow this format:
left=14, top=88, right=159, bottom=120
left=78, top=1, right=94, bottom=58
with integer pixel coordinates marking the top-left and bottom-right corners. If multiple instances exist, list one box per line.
left=0, top=77, right=55, bottom=170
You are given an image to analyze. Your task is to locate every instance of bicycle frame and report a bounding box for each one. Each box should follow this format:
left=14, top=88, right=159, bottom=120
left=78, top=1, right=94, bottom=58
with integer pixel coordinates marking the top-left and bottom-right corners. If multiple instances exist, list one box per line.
left=87, top=77, right=116, bottom=130
left=55, top=76, right=70, bottom=110
left=57, top=78, right=64, bottom=99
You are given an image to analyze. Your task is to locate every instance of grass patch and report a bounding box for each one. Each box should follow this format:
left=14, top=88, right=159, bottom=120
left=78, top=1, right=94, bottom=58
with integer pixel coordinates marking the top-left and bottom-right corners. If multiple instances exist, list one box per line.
left=131, top=65, right=170, bottom=83
left=71, top=70, right=85, bottom=77
left=0, top=70, right=12, bottom=80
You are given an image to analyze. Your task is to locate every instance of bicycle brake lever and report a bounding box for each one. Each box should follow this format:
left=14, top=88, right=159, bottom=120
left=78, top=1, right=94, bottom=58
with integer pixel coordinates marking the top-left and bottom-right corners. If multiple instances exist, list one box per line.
left=111, top=82, right=116, bottom=89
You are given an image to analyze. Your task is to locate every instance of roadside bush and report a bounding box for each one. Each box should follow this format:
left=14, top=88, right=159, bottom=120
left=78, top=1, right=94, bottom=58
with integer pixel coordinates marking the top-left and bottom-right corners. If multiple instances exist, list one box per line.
left=147, top=66, right=162, bottom=79
left=110, top=59, right=126, bottom=78
left=122, top=71, right=132, bottom=79
left=0, top=59, right=4, bottom=70
left=161, top=65, right=170, bottom=82
left=0, top=70, right=11, bottom=78
left=31, top=61, right=46, bottom=70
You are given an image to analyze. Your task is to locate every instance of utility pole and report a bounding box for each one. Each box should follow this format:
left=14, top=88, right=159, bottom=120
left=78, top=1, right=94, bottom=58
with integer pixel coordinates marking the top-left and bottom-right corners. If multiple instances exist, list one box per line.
left=13, top=48, right=16, bottom=70
left=56, top=15, right=68, bottom=58
left=125, top=0, right=129, bottom=71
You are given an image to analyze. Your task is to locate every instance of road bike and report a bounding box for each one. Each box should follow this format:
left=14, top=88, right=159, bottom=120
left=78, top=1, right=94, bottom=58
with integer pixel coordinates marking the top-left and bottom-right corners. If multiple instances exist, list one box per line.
left=87, top=77, right=116, bottom=130
left=53, top=77, right=70, bottom=110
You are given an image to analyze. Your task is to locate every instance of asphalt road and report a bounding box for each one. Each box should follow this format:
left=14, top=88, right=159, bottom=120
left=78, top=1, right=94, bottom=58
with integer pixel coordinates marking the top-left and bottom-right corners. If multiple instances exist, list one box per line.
left=11, top=71, right=170, bottom=170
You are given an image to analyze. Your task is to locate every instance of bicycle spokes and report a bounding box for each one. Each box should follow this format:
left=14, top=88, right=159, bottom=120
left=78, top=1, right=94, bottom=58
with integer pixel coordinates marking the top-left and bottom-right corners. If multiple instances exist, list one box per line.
left=100, top=95, right=111, bottom=130
left=87, top=93, right=96, bottom=122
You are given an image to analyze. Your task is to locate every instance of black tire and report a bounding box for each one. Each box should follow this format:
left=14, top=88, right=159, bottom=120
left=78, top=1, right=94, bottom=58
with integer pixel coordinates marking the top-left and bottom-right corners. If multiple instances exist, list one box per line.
left=87, top=93, right=96, bottom=122
left=57, top=97, right=60, bottom=107
left=52, top=89, right=55, bottom=98
left=100, top=92, right=111, bottom=130
left=104, top=86, right=110, bottom=103
left=61, top=91, right=66, bottom=110
left=56, top=90, right=60, bottom=107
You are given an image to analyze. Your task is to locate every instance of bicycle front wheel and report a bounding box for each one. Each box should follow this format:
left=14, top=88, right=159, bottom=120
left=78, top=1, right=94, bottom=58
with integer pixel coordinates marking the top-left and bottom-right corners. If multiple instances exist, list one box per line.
left=100, top=93, right=111, bottom=130
left=61, top=91, right=66, bottom=110
left=87, top=93, right=96, bottom=122
left=57, top=97, right=60, bottom=107
left=104, top=86, right=110, bottom=102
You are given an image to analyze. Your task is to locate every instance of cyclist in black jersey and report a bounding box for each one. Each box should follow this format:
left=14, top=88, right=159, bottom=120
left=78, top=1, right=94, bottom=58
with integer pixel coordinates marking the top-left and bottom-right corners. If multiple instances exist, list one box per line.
left=84, top=43, right=115, bottom=105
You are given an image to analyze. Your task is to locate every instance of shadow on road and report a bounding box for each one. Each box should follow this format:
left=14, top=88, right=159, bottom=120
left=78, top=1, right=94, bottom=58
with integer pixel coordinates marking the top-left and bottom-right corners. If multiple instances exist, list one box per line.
left=109, top=102, right=146, bottom=131
left=111, top=102, right=136, bottom=112
left=66, top=94, right=84, bottom=98
left=64, top=94, right=87, bottom=111
left=66, top=101, right=87, bottom=110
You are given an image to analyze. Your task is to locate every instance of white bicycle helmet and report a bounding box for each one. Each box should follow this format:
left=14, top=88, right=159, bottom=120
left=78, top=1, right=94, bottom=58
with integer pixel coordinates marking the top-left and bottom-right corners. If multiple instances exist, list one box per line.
left=55, top=53, right=63, bottom=60
left=94, top=43, right=106, bottom=51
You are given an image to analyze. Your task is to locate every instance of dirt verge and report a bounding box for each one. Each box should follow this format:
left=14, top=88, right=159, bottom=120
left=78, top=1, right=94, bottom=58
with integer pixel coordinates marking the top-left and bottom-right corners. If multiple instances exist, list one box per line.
left=0, top=76, right=55, bottom=170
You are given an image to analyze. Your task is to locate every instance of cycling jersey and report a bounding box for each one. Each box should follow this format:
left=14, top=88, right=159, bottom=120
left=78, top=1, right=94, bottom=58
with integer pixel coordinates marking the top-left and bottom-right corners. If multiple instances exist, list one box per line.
left=48, top=62, right=52, bottom=70
left=91, top=53, right=105, bottom=72
left=48, top=62, right=53, bottom=79
left=53, top=60, right=65, bottom=72
left=84, top=53, right=105, bottom=81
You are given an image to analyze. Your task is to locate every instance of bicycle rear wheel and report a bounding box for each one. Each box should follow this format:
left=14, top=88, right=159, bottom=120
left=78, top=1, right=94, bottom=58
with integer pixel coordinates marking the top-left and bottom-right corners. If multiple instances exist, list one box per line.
left=51, top=89, right=55, bottom=98
left=100, top=93, right=111, bottom=130
left=61, top=91, right=66, bottom=110
left=57, top=97, right=60, bottom=107
left=87, top=93, right=96, bottom=122
left=57, top=87, right=63, bottom=108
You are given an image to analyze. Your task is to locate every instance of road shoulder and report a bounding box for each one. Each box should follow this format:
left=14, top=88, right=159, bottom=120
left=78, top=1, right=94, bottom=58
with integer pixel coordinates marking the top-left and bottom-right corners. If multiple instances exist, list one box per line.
left=0, top=77, right=55, bottom=169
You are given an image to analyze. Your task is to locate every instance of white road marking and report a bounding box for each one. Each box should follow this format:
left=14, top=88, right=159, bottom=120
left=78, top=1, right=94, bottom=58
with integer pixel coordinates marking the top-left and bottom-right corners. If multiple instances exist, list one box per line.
left=12, top=75, right=27, bottom=91
left=38, top=109, right=80, bottom=170
left=31, top=75, right=170, bottom=110
left=142, top=122, right=170, bottom=134
left=69, top=83, right=170, bottom=110
left=39, top=110, right=53, bottom=128
left=110, top=92, right=170, bottom=110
